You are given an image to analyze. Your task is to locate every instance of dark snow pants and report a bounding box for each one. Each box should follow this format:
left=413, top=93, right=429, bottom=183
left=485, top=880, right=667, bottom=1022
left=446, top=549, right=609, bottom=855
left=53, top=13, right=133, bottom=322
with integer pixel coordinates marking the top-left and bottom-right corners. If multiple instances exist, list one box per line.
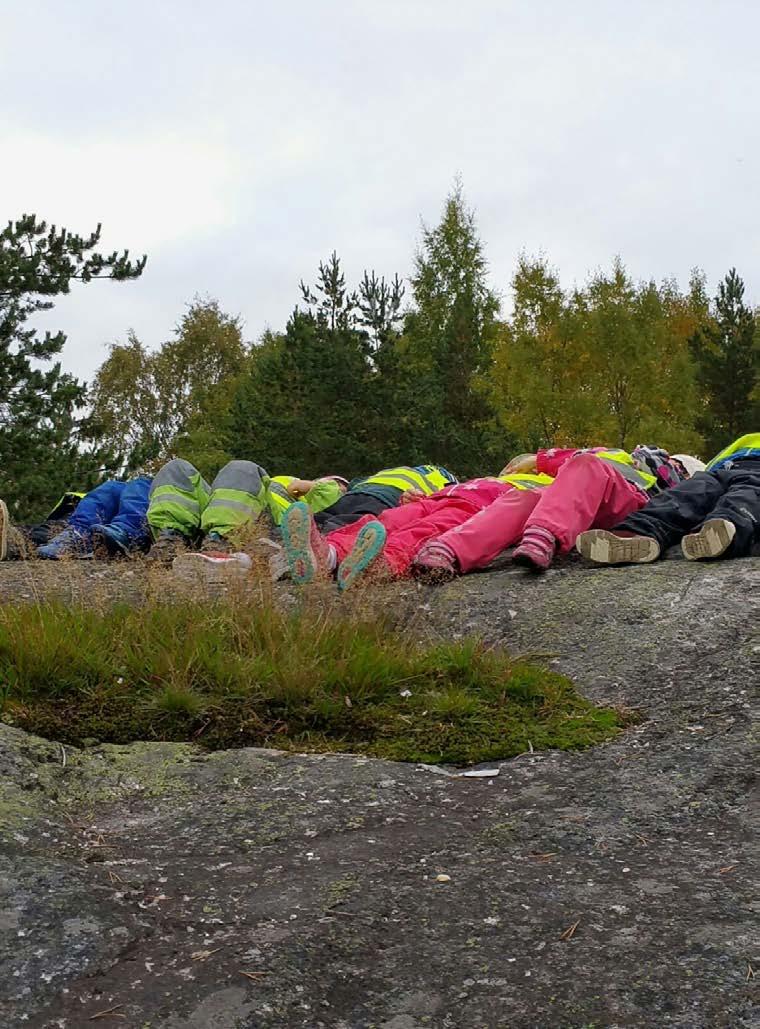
left=617, top=466, right=760, bottom=558
left=314, top=492, right=393, bottom=534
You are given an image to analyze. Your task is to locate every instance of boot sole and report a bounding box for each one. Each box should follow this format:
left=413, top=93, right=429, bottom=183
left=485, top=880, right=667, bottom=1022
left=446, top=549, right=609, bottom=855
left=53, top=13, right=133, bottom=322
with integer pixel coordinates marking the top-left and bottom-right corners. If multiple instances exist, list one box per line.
left=281, top=503, right=318, bottom=585
left=681, top=519, right=736, bottom=561
left=576, top=530, right=660, bottom=565
left=0, top=499, right=7, bottom=561
left=337, top=522, right=387, bottom=592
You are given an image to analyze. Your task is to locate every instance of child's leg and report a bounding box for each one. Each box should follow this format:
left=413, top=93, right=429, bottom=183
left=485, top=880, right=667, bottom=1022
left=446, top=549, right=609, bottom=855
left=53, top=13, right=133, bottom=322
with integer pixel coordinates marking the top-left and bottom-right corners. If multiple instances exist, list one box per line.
left=69, top=480, right=126, bottom=534
left=381, top=498, right=483, bottom=575
left=201, top=461, right=269, bottom=537
left=148, top=459, right=210, bottom=539
left=107, top=477, right=152, bottom=548
left=327, top=500, right=438, bottom=564
left=525, top=454, right=646, bottom=552
left=437, top=490, right=541, bottom=573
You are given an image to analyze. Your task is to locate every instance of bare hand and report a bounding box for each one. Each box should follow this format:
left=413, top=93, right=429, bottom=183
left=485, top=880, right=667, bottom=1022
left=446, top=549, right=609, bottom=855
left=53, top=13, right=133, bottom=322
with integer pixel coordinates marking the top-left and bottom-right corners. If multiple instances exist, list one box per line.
left=500, top=453, right=537, bottom=475
left=400, top=487, right=425, bottom=504
left=287, top=478, right=315, bottom=497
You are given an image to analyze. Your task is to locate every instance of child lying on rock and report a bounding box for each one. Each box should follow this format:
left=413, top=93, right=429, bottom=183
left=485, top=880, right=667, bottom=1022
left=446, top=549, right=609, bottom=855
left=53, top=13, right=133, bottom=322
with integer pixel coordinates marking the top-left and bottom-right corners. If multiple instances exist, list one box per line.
left=576, top=434, right=759, bottom=564
left=281, top=446, right=696, bottom=590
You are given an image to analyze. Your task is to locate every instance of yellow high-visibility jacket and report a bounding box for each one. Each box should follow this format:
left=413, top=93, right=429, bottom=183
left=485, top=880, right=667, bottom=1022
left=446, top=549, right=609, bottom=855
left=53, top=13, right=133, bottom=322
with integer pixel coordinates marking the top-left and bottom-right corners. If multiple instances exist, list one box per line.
left=356, top=465, right=457, bottom=495
left=706, top=433, right=760, bottom=471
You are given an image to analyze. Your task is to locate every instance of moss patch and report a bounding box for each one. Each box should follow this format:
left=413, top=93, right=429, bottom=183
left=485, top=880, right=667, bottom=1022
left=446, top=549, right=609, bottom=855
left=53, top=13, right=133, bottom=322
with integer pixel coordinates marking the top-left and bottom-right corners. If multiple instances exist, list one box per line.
left=0, top=598, right=626, bottom=765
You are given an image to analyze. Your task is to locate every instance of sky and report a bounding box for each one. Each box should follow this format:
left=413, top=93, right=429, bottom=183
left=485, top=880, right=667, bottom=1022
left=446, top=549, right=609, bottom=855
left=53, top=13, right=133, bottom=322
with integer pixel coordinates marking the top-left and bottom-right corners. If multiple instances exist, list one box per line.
left=2, top=0, right=759, bottom=381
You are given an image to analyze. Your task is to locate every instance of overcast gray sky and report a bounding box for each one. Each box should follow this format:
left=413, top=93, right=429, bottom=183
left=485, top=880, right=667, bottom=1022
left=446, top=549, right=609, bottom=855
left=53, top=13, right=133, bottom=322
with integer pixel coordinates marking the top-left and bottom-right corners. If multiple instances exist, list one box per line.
left=2, top=0, right=758, bottom=381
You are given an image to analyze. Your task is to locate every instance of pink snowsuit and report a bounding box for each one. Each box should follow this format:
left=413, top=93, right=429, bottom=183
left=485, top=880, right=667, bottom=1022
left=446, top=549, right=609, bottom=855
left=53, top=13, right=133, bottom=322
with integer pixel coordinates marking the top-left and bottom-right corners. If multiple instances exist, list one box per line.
left=325, top=479, right=515, bottom=575
left=439, top=449, right=649, bottom=573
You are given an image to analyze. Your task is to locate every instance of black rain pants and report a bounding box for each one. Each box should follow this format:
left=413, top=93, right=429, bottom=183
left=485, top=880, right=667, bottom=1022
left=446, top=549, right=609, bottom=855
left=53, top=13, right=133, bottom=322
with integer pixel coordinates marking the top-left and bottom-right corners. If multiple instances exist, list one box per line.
left=617, top=466, right=760, bottom=558
left=314, top=492, right=394, bottom=534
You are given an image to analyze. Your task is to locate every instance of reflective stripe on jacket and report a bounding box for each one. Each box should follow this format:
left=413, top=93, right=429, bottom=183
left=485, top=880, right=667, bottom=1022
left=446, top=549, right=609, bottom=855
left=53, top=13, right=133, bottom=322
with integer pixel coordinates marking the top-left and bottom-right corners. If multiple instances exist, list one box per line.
left=496, top=473, right=554, bottom=491
left=706, top=433, right=760, bottom=471
left=589, top=449, right=657, bottom=493
left=267, top=477, right=297, bottom=521
left=357, top=465, right=456, bottom=495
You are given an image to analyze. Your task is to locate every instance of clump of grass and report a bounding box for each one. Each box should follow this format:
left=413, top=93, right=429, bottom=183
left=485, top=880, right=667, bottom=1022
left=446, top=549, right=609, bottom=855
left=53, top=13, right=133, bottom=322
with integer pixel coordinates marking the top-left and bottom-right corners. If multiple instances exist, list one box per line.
left=0, top=597, right=626, bottom=764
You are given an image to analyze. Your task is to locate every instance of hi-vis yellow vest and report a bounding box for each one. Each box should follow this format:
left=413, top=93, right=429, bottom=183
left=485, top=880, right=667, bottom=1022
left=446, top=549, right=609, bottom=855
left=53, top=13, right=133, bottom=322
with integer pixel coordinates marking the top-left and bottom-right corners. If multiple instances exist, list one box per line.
left=497, top=473, right=553, bottom=490
left=266, top=475, right=343, bottom=525
left=46, top=491, right=86, bottom=520
left=706, top=433, right=760, bottom=471
left=359, top=466, right=455, bottom=495
left=590, top=449, right=657, bottom=492
left=267, top=476, right=298, bottom=521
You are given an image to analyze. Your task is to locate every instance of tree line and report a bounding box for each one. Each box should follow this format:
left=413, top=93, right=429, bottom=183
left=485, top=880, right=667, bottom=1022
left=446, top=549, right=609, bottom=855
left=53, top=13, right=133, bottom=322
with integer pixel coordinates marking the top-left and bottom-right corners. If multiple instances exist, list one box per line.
left=2, top=190, right=760, bottom=521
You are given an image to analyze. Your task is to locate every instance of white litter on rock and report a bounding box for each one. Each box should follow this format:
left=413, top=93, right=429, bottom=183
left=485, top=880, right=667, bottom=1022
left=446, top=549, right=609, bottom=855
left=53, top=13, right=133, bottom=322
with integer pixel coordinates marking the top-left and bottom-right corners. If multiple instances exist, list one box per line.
left=417, top=764, right=458, bottom=777
left=460, top=768, right=500, bottom=778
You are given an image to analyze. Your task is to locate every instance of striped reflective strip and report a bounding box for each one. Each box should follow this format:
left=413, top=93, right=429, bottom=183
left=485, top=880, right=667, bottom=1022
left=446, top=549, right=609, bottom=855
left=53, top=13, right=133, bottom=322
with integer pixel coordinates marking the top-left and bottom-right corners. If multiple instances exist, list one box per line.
left=499, top=475, right=549, bottom=491
left=595, top=456, right=652, bottom=490
left=268, top=482, right=293, bottom=509
left=411, top=468, right=437, bottom=492
left=363, top=472, right=431, bottom=493
left=205, top=497, right=261, bottom=515
left=149, top=491, right=201, bottom=514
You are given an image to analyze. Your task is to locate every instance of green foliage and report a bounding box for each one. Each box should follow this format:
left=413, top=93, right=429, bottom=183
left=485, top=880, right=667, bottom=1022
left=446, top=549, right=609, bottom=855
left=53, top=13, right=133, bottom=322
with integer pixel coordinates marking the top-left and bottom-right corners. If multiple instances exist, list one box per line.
left=689, top=268, right=760, bottom=455
left=397, top=184, right=506, bottom=474
left=492, top=256, right=704, bottom=454
left=90, top=297, right=249, bottom=473
left=0, top=215, right=145, bottom=519
left=227, top=254, right=405, bottom=478
left=0, top=596, right=624, bottom=764
left=12, top=190, right=758, bottom=516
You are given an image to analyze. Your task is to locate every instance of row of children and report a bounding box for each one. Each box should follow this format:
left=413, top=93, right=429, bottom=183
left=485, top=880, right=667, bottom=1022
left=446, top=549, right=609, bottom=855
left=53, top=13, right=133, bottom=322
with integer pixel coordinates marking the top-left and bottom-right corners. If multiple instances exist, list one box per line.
left=2, top=434, right=758, bottom=585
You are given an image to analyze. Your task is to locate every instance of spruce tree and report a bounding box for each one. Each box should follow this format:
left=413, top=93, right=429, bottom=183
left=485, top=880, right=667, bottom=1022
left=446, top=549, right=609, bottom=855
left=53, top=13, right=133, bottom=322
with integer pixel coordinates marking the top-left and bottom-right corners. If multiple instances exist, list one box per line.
left=399, top=184, right=501, bottom=476
left=229, top=255, right=379, bottom=477
left=0, top=215, right=146, bottom=519
left=689, top=269, right=759, bottom=455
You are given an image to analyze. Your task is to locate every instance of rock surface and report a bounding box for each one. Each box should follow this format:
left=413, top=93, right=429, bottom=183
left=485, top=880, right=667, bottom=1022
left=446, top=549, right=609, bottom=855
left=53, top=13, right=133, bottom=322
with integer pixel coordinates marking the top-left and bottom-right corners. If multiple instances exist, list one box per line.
left=0, top=556, right=758, bottom=1028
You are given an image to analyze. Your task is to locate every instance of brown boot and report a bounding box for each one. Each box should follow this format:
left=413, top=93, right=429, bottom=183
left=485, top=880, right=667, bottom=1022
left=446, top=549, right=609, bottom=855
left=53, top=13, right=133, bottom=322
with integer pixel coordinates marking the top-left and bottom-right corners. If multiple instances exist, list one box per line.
left=0, top=501, right=28, bottom=560
left=0, top=500, right=31, bottom=560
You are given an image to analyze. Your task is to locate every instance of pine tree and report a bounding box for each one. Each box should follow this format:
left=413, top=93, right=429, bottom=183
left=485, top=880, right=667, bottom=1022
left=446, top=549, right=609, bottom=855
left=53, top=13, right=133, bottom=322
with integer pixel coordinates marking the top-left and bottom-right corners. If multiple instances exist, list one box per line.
left=689, top=269, right=759, bottom=455
left=0, top=215, right=146, bottom=519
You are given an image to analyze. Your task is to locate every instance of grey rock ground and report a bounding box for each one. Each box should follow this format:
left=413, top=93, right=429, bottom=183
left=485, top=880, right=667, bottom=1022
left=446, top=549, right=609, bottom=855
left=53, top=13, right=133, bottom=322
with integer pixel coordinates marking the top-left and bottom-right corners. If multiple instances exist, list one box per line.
left=0, top=556, right=757, bottom=1028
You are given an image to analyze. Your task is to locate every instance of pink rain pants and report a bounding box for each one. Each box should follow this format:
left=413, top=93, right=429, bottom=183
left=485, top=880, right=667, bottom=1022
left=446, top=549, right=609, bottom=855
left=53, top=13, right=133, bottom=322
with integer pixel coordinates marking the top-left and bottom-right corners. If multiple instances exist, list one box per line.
left=326, top=480, right=512, bottom=575
left=439, top=453, right=649, bottom=573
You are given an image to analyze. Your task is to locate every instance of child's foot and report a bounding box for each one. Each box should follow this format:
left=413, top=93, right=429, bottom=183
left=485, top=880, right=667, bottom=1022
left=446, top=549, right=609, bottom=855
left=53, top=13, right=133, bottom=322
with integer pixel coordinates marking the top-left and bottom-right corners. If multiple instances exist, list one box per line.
left=37, top=527, right=92, bottom=560
left=91, top=524, right=131, bottom=559
left=201, top=531, right=233, bottom=555
left=337, top=521, right=388, bottom=591
left=147, top=529, right=191, bottom=566
left=576, top=529, right=660, bottom=565
left=681, top=518, right=736, bottom=561
left=412, top=540, right=458, bottom=582
left=512, top=526, right=556, bottom=571
left=281, top=501, right=333, bottom=585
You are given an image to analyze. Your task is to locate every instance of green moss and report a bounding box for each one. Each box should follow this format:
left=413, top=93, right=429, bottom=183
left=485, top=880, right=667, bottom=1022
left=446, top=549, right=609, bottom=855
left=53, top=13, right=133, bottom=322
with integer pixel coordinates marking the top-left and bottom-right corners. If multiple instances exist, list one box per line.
left=0, top=598, right=625, bottom=765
